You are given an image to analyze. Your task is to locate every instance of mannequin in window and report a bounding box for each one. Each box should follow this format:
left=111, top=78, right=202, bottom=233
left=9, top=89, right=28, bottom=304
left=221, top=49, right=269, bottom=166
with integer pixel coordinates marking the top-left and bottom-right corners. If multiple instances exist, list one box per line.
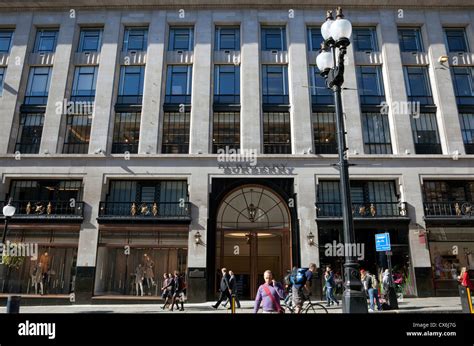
left=30, top=262, right=44, bottom=295
left=134, top=264, right=145, bottom=296
left=143, top=254, right=155, bottom=295
left=39, top=252, right=50, bottom=293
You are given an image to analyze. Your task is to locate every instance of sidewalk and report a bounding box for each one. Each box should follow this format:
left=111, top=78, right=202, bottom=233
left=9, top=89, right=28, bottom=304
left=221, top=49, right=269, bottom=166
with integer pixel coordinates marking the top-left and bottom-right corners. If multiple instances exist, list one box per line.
left=0, top=297, right=463, bottom=314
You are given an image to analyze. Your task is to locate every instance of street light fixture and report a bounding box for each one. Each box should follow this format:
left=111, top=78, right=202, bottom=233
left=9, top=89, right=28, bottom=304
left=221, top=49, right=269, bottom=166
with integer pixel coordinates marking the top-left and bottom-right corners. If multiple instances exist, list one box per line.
left=2, top=198, right=16, bottom=245
left=316, top=7, right=368, bottom=313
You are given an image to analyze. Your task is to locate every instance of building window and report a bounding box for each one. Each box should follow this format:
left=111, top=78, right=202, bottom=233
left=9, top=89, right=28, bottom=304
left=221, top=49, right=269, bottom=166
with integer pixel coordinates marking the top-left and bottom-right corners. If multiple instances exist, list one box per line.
left=423, top=180, right=474, bottom=203
left=307, top=27, right=323, bottom=51
left=411, top=113, right=442, bottom=154
left=404, top=66, right=433, bottom=105
left=168, top=27, right=194, bottom=51
left=0, top=67, right=5, bottom=96
left=312, top=112, right=337, bottom=154
left=165, top=65, right=192, bottom=104
left=353, top=27, right=378, bottom=52
left=215, top=26, right=240, bottom=51
left=451, top=67, right=474, bottom=106
left=212, top=112, right=240, bottom=153
left=117, top=66, right=144, bottom=104
left=460, top=113, right=474, bottom=154
left=309, top=66, right=332, bottom=105
left=0, top=30, right=13, bottom=53
left=63, top=114, right=92, bottom=154
left=362, top=112, right=392, bottom=154
left=112, top=112, right=141, bottom=154
left=261, top=26, right=286, bottom=51
left=262, top=65, right=288, bottom=104
left=78, top=28, right=102, bottom=52
left=162, top=112, right=190, bottom=154
left=33, top=29, right=58, bottom=53
left=24, top=67, right=51, bottom=105
left=71, top=66, right=97, bottom=102
left=356, top=66, right=385, bottom=105
left=445, top=28, right=469, bottom=53
left=123, top=27, right=148, bottom=52
left=214, top=65, right=240, bottom=104
left=15, top=113, right=44, bottom=154
left=398, top=28, right=423, bottom=52
left=263, top=112, right=291, bottom=154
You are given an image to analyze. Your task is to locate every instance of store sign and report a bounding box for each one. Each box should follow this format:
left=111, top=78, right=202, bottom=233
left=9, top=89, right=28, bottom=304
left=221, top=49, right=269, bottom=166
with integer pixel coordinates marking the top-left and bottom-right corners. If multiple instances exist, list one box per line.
left=375, top=233, right=391, bottom=252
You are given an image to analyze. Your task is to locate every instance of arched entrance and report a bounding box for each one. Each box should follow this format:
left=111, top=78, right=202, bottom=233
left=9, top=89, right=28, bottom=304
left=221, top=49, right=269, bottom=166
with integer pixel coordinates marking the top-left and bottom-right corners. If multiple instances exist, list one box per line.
left=215, top=185, right=292, bottom=299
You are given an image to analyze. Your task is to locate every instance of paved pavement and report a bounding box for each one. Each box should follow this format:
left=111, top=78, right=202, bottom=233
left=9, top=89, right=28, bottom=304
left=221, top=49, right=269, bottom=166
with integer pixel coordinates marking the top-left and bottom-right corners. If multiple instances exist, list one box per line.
left=0, top=297, right=464, bottom=314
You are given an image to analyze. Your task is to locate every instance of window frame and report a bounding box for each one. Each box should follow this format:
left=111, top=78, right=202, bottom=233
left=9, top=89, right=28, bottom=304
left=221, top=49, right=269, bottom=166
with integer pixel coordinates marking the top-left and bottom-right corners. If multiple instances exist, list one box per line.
left=123, top=27, right=148, bottom=52
left=77, top=28, right=103, bottom=53
left=398, top=27, right=424, bottom=52
left=215, top=26, right=240, bottom=51
left=261, top=26, right=287, bottom=51
left=168, top=27, right=194, bottom=51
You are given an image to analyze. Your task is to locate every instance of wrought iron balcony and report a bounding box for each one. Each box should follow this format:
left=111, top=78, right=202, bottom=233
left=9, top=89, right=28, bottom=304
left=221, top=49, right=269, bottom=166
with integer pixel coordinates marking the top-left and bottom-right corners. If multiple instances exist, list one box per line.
left=316, top=202, right=407, bottom=219
left=0, top=200, right=84, bottom=219
left=98, top=201, right=191, bottom=221
left=424, top=201, right=473, bottom=218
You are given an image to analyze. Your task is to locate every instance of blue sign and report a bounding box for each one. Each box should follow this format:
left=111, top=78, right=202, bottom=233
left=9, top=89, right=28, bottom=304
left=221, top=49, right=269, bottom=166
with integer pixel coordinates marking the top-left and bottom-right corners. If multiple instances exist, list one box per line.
left=375, top=233, right=391, bottom=252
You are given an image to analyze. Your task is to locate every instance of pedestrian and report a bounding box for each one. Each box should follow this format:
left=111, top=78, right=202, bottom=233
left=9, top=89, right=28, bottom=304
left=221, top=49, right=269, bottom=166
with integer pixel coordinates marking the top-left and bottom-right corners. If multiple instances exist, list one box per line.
left=223, top=270, right=241, bottom=309
left=382, top=269, right=391, bottom=299
left=458, top=267, right=474, bottom=290
left=283, top=267, right=296, bottom=307
left=253, top=270, right=285, bottom=313
left=324, top=266, right=339, bottom=307
left=170, top=270, right=185, bottom=311
left=291, top=263, right=316, bottom=313
left=161, top=273, right=174, bottom=310
left=212, top=268, right=231, bottom=309
left=361, top=269, right=381, bottom=312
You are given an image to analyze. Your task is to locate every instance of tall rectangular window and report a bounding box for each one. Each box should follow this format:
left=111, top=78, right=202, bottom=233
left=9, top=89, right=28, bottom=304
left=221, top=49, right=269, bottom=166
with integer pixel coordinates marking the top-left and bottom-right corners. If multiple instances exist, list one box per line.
left=71, top=66, right=97, bottom=101
left=0, top=67, right=5, bottom=96
left=312, top=112, right=337, bottom=154
left=15, top=113, right=44, bottom=154
left=123, top=27, right=148, bottom=52
left=168, top=27, right=194, bottom=51
left=24, top=67, right=51, bottom=105
left=214, top=65, right=240, bottom=104
left=261, top=26, right=286, bottom=51
left=362, top=112, right=393, bottom=154
left=307, top=27, right=323, bottom=52
left=398, top=28, right=423, bottom=52
left=262, top=65, right=288, bottom=104
left=78, top=28, right=103, bottom=52
left=33, top=29, right=58, bottom=53
left=445, top=28, right=469, bottom=53
left=212, top=112, right=240, bottom=153
left=356, top=65, right=385, bottom=105
left=309, top=65, right=332, bottom=105
left=411, top=113, right=442, bottom=154
left=353, top=27, right=378, bottom=52
left=451, top=67, right=474, bottom=105
left=404, top=66, right=433, bottom=104
left=63, top=114, right=92, bottom=154
left=162, top=112, right=190, bottom=154
left=165, top=65, right=192, bottom=104
left=263, top=112, right=291, bottom=154
left=215, top=26, right=240, bottom=51
left=117, top=66, right=144, bottom=104
left=460, top=113, right=474, bottom=154
left=112, top=112, right=141, bottom=154
left=0, top=30, right=13, bottom=53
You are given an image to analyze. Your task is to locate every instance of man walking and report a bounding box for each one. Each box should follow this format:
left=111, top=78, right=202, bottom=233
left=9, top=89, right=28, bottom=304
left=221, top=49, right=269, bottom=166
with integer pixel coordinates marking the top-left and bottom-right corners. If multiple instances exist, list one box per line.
left=224, top=270, right=241, bottom=309
left=212, top=268, right=231, bottom=309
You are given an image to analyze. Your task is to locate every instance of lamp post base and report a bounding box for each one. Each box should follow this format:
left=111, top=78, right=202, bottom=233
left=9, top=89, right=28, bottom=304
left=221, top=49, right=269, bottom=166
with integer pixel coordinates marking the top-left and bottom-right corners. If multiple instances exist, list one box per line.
left=342, top=261, right=368, bottom=313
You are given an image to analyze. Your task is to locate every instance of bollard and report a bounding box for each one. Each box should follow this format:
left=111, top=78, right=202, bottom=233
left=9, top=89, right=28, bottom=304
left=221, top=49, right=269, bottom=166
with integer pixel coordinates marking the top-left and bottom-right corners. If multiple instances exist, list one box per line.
left=231, top=294, right=236, bottom=314
left=6, top=295, right=21, bottom=314
left=458, top=285, right=473, bottom=313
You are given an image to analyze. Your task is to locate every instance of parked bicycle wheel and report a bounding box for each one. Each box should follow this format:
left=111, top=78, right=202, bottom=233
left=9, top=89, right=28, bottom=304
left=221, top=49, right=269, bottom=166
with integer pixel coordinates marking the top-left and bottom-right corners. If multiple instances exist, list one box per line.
left=305, top=303, right=328, bottom=314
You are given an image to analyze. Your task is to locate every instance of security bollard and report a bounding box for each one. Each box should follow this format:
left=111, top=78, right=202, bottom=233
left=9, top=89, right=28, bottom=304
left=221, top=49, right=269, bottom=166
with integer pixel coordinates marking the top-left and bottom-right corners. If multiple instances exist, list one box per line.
left=6, top=295, right=21, bottom=314
left=231, top=294, right=236, bottom=314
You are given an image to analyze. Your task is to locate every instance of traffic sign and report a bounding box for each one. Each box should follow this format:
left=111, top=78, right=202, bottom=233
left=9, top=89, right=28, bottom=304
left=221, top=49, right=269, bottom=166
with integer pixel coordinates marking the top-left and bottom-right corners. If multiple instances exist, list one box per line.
left=375, top=232, right=391, bottom=252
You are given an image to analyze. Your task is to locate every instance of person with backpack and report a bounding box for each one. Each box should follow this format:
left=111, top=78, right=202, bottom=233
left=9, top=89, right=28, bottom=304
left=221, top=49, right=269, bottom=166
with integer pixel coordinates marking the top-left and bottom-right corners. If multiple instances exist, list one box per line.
left=170, top=270, right=185, bottom=311
left=212, top=267, right=232, bottom=309
left=291, top=263, right=317, bottom=313
left=254, top=270, right=285, bottom=313
left=324, top=266, right=339, bottom=307
left=361, top=269, right=381, bottom=312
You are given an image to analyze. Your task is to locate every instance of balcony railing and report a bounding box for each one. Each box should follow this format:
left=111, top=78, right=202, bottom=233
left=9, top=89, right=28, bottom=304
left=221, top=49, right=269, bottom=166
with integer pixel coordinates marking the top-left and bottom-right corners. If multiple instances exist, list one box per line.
left=0, top=200, right=84, bottom=218
left=316, top=202, right=407, bottom=218
left=98, top=201, right=191, bottom=220
left=424, top=201, right=474, bottom=218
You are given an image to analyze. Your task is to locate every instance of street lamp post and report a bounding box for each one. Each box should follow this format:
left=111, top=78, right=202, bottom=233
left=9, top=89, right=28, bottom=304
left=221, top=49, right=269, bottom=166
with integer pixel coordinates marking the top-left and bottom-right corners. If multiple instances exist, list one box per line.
left=2, top=198, right=16, bottom=245
left=316, top=7, right=368, bottom=313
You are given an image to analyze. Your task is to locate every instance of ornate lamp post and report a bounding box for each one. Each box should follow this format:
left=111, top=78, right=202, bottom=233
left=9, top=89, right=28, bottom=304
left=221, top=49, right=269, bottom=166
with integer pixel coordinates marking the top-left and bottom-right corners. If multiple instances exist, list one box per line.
left=316, top=7, right=368, bottom=313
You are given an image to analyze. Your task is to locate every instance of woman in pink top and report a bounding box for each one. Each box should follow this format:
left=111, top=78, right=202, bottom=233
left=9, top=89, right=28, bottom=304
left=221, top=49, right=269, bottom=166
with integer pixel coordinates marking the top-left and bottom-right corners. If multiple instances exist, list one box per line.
left=254, top=270, right=286, bottom=313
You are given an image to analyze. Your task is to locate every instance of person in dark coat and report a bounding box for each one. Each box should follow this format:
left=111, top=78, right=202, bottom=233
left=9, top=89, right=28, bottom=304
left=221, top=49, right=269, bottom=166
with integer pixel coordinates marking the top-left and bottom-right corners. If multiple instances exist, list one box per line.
left=212, top=268, right=231, bottom=309
left=223, top=270, right=241, bottom=309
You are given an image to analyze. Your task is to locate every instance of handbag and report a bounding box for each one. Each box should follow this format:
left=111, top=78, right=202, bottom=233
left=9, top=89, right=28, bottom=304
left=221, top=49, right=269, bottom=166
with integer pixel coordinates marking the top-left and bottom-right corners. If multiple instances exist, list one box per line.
left=262, top=284, right=285, bottom=314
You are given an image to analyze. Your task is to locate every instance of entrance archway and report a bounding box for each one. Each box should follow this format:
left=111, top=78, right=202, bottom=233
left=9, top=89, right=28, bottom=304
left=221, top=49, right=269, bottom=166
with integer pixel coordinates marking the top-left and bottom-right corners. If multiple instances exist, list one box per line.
left=215, top=185, right=292, bottom=299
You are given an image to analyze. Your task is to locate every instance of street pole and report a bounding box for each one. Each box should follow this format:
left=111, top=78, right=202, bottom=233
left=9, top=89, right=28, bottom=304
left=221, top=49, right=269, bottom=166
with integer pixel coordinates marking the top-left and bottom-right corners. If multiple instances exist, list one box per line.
left=2, top=217, right=9, bottom=245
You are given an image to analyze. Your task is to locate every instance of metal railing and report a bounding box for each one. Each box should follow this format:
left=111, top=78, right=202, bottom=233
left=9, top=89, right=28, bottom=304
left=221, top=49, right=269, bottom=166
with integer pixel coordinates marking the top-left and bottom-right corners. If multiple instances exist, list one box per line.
left=98, top=201, right=191, bottom=219
left=0, top=200, right=84, bottom=218
left=316, top=201, right=407, bottom=218
left=423, top=201, right=473, bottom=217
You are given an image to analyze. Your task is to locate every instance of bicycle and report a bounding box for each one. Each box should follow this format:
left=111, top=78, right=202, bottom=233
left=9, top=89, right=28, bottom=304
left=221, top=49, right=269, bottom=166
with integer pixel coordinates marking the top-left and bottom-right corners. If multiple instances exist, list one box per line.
left=282, top=291, right=328, bottom=314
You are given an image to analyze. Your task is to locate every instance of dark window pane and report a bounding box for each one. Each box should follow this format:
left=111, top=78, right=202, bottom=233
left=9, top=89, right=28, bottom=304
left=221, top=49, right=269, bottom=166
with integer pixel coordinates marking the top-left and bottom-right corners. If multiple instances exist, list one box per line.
left=460, top=113, right=474, bottom=154
left=313, top=112, right=337, bottom=154
left=353, top=27, right=378, bottom=52
left=411, top=113, right=442, bottom=154
left=215, top=26, right=239, bottom=50
left=15, top=113, right=44, bottom=154
left=78, top=29, right=102, bottom=52
left=123, top=27, right=148, bottom=51
left=162, top=112, right=190, bottom=153
left=261, top=27, right=286, bottom=51
left=0, top=30, right=13, bottom=53
left=445, top=29, right=469, bottom=52
left=112, top=112, right=141, bottom=154
left=362, top=112, right=392, bottom=154
left=308, top=27, right=323, bottom=51
left=34, top=29, right=58, bottom=53
left=398, top=28, right=423, bottom=52
left=212, top=112, right=240, bottom=153
left=63, top=114, right=92, bottom=154
left=169, top=27, right=193, bottom=51
left=263, top=112, right=291, bottom=154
